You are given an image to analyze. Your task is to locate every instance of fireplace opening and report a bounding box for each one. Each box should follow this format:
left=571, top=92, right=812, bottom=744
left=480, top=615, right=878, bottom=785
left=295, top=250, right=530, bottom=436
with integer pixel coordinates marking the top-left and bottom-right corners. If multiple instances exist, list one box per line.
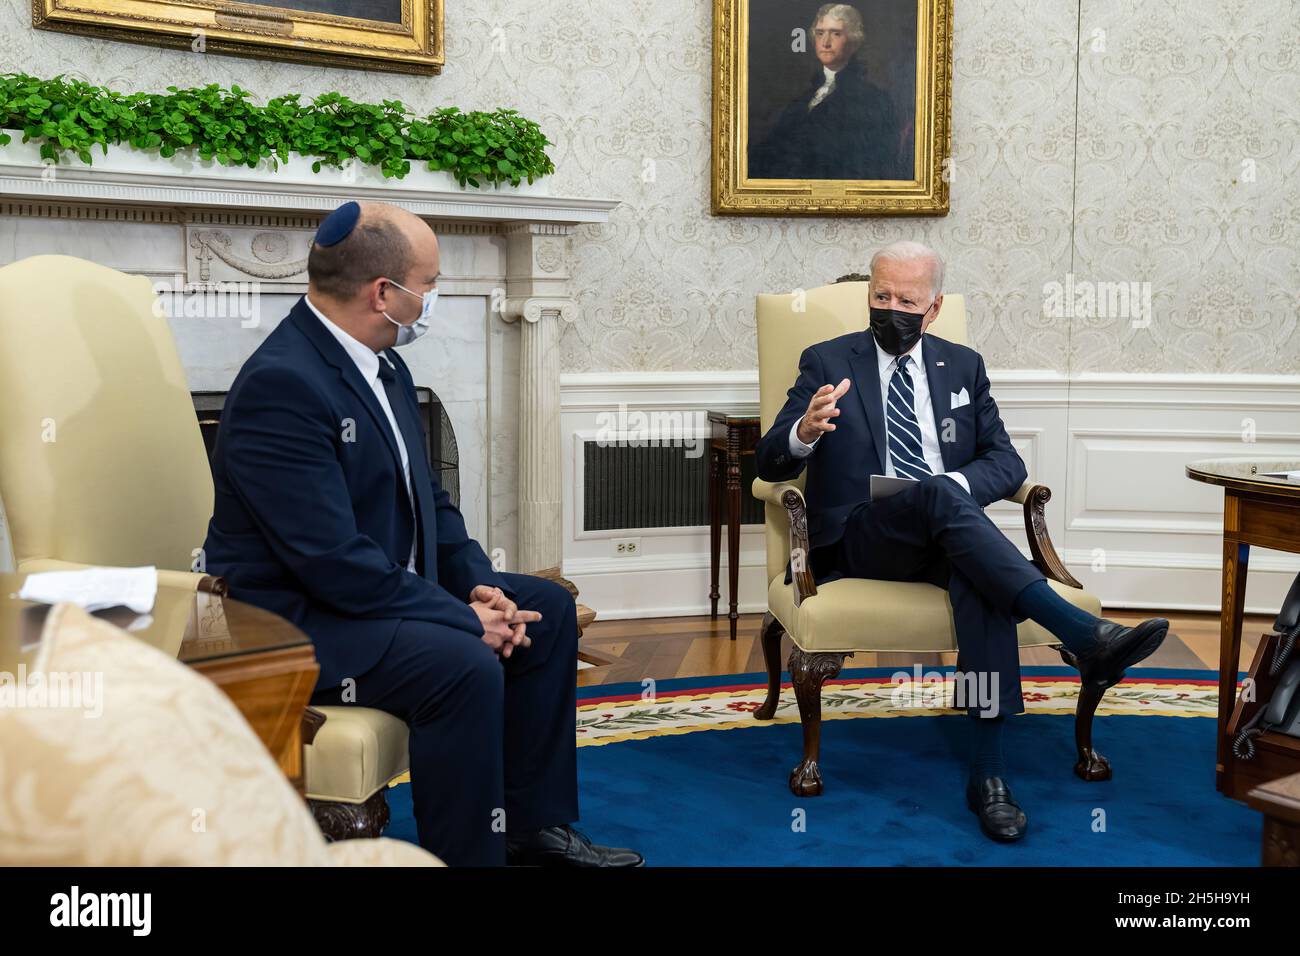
left=192, top=386, right=460, bottom=506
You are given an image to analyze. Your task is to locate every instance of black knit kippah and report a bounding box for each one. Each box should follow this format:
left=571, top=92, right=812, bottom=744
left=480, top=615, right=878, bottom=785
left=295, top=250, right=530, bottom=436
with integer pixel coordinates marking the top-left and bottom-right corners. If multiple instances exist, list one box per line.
left=315, top=200, right=361, bottom=247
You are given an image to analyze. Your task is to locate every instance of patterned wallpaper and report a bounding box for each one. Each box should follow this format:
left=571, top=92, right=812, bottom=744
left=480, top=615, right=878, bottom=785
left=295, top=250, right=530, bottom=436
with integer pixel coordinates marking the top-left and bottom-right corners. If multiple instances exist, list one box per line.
left=1, top=0, right=1297, bottom=374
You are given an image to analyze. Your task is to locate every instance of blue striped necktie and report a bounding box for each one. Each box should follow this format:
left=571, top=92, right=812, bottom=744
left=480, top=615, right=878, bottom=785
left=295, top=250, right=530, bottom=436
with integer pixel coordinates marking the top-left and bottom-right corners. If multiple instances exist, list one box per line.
left=885, top=354, right=933, bottom=480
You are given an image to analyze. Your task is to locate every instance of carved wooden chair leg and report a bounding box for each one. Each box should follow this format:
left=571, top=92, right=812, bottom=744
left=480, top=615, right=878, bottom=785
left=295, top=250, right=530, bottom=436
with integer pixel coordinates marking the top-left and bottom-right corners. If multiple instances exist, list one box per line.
left=309, top=790, right=392, bottom=841
left=788, top=646, right=848, bottom=797
left=755, top=612, right=785, bottom=720
left=1056, top=645, right=1113, bottom=781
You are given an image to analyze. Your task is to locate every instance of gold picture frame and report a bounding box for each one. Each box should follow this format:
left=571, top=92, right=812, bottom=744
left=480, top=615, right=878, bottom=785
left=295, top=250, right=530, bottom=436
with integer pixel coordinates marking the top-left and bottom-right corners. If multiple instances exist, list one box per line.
left=34, top=0, right=444, bottom=75
left=712, top=0, right=952, bottom=216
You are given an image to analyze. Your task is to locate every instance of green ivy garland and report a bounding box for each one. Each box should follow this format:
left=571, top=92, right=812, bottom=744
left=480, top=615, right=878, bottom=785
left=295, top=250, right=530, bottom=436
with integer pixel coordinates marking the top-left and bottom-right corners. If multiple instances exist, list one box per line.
left=0, top=73, right=555, bottom=188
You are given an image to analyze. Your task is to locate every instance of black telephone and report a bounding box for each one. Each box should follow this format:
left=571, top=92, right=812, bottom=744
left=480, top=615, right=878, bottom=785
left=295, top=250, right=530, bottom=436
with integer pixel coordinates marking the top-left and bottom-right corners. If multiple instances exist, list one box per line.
left=1233, top=573, right=1300, bottom=758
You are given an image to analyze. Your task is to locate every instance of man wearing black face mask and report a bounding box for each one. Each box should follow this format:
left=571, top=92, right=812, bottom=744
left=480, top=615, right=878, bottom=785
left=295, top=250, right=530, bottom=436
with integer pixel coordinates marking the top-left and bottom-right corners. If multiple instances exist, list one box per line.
left=755, top=240, right=1169, bottom=843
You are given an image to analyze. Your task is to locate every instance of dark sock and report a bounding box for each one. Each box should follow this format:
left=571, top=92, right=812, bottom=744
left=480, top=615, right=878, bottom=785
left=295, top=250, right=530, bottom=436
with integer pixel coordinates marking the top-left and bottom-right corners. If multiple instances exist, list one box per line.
left=969, top=714, right=1006, bottom=783
left=1012, top=579, right=1101, bottom=654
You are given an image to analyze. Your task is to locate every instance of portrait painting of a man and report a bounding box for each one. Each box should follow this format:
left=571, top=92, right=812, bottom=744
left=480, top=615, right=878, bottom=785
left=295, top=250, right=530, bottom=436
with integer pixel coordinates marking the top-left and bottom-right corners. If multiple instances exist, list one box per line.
left=713, top=0, right=950, bottom=216
left=749, top=3, right=914, bottom=182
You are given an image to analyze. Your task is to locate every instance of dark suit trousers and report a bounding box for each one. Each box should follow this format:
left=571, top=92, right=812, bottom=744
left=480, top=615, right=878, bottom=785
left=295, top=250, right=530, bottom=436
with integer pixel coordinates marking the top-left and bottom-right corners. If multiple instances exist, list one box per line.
left=309, top=571, right=579, bottom=866
left=835, top=474, right=1045, bottom=717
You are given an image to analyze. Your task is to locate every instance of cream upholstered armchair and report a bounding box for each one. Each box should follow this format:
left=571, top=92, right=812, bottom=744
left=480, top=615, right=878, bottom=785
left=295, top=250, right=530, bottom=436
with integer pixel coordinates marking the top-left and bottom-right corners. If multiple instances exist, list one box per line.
left=0, top=601, right=438, bottom=867
left=751, top=280, right=1114, bottom=796
left=0, top=254, right=409, bottom=840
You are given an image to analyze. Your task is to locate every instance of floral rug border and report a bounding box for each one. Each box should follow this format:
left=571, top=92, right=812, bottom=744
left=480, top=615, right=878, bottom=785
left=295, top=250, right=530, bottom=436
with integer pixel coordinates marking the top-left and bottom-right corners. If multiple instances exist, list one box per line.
left=575, top=676, right=1220, bottom=747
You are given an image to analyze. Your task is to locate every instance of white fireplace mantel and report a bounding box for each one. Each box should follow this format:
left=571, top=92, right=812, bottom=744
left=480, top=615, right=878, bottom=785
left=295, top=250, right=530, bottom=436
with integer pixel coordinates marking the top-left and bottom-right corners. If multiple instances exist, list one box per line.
left=0, top=140, right=619, bottom=575
left=0, top=139, right=618, bottom=225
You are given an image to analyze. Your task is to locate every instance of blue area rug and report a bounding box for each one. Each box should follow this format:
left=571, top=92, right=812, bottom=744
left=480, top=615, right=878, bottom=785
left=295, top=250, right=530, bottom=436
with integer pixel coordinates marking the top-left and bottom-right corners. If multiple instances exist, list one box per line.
left=385, top=666, right=1259, bottom=866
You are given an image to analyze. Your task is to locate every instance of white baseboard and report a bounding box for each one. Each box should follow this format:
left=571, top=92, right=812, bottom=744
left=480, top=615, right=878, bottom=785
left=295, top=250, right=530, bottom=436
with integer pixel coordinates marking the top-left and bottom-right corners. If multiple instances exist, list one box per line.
left=563, top=550, right=769, bottom=621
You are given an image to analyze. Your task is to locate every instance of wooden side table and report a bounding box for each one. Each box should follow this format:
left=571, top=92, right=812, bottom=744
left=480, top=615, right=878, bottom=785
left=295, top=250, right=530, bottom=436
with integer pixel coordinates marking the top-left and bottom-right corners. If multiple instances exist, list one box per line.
left=1185, top=458, right=1300, bottom=801
left=708, top=410, right=760, bottom=641
left=0, top=572, right=319, bottom=795
left=178, top=589, right=321, bottom=795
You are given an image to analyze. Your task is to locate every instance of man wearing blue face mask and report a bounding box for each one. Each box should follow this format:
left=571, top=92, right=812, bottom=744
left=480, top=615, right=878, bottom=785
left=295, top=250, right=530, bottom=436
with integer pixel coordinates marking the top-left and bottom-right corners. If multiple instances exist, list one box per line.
left=203, top=200, right=642, bottom=868
left=382, top=275, right=437, bottom=346
left=755, top=240, right=1170, bottom=843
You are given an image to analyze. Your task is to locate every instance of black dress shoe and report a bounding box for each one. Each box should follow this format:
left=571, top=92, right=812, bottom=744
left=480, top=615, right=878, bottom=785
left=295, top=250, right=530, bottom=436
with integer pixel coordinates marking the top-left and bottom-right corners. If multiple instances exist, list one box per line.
left=506, top=825, right=644, bottom=867
left=966, top=776, right=1028, bottom=842
left=1070, top=617, right=1170, bottom=689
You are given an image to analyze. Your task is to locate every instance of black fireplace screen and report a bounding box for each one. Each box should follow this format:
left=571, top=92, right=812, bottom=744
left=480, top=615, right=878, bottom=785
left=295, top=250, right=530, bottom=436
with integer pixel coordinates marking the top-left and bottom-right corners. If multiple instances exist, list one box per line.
left=192, top=386, right=460, bottom=507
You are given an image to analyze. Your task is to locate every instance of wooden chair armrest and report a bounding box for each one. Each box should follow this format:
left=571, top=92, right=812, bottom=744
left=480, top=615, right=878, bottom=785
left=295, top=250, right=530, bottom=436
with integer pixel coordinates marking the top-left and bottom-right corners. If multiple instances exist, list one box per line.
left=301, top=706, right=327, bottom=747
left=751, top=478, right=802, bottom=507
left=751, top=478, right=818, bottom=606
left=1005, top=479, right=1034, bottom=506
left=193, top=574, right=229, bottom=595
left=1006, top=480, right=1083, bottom=589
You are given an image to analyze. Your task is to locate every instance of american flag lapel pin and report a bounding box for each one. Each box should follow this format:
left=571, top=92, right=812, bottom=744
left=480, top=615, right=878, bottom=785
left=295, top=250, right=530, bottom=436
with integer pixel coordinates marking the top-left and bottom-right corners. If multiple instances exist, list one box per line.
left=936, top=361, right=945, bottom=366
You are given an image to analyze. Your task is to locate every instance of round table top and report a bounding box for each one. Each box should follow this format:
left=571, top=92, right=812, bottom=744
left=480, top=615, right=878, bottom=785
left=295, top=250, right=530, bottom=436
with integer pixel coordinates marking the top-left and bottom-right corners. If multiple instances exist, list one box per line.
left=0, top=572, right=310, bottom=677
left=1186, top=457, right=1300, bottom=495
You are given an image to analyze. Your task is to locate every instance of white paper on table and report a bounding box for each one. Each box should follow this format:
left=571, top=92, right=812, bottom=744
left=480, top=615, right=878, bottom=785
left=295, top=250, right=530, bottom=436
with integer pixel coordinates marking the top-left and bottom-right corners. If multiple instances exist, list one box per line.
left=17, top=566, right=158, bottom=614
left=1261, top=470, right=1300, bottom=482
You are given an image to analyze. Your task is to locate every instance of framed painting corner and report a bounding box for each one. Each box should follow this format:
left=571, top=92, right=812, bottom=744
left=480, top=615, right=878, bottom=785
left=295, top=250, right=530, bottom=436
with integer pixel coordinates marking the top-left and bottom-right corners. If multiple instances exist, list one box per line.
left=32, top=0, right=446, bottom=75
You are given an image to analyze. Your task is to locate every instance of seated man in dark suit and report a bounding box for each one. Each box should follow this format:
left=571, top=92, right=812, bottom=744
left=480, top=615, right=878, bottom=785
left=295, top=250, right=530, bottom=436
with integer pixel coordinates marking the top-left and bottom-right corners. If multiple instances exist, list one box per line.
left=755, top=240, right=1170, bottom=843
left=749, top=3, right=910, bottom=181
left=203, top=200, right=641, bottom=867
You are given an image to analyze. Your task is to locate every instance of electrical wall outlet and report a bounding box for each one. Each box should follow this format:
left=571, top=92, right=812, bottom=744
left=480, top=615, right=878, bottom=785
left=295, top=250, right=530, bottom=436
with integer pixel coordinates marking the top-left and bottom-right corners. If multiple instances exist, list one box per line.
left=612, top=537, right=642, bottom=557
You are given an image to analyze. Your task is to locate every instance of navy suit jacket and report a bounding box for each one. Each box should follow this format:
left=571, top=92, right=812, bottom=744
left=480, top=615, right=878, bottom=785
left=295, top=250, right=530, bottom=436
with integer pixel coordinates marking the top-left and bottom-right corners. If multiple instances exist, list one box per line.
left=203, top=298, right=512, bottom=690
left=755, top=330, right=1027, bottom=581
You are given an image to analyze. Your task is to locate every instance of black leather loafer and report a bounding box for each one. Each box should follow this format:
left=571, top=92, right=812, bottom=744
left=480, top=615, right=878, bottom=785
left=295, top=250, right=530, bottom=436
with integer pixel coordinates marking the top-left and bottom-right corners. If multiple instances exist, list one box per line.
left=1071, top=617, right=1170, bottom=689
left=506, top=824, right=644, bottom=867
left=966, top=776, right=1028, bottom=842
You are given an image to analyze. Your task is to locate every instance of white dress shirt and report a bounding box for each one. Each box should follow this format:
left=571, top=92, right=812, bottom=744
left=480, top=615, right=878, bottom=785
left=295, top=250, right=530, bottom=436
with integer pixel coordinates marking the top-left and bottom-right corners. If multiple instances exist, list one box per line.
left=305, top=296, right=418, bottom=572
left=788, top=334, right=970, bottom=494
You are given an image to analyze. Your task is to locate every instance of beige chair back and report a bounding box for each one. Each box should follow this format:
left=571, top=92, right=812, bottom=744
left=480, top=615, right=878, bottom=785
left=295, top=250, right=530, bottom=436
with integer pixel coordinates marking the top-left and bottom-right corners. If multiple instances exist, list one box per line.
left=0, top=255, right=213, bottom=572
left=754, top=283, right=967, bottom=584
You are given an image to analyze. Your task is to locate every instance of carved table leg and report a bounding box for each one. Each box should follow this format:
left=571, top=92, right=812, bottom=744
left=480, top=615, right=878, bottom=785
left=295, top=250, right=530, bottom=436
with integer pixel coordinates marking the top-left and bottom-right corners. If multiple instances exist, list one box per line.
left=1217, top=536, right=1250, bottom=795
left=726, top=425, right=741, bottom=641
left=755, top=612, right=785, bottom=720
left=709, top=446, right=721, bottom=619
left=789, top=646, right=848, bottom=797
left=1057, top=645, right=1113, bottom=781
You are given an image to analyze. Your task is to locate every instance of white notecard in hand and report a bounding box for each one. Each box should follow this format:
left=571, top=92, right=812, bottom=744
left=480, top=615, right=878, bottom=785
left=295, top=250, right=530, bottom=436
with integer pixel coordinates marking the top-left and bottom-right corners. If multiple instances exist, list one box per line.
left=18, top=566, right=158, bottom=614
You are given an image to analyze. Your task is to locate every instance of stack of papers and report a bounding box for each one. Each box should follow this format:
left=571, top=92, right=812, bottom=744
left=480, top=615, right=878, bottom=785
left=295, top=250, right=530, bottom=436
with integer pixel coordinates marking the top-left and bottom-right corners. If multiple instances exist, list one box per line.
left=18, top=566, right=158, bottom=614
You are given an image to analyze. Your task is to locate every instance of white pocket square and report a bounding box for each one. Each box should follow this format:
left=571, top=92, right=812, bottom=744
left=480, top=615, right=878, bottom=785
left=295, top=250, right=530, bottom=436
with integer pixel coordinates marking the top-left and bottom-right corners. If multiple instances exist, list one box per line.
left=950, top=387, right=971, bottom=409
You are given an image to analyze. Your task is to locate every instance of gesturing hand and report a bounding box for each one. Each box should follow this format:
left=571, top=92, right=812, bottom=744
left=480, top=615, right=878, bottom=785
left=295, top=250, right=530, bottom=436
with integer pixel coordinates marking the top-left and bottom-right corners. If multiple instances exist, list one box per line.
left=469, top=585, right=541, bottom=659
left=797, top=377, right=852, bottom=445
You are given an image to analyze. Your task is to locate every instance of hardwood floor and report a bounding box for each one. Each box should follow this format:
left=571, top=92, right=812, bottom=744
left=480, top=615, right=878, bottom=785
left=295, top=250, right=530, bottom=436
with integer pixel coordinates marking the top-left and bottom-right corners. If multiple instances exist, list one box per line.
left=576, top=608, right=1275, bottom=687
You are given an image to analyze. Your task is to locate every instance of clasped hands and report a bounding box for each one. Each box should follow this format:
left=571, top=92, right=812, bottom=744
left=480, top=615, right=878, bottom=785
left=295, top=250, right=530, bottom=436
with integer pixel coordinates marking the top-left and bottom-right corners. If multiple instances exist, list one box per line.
left=469, top=584, right=540, bottom=659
